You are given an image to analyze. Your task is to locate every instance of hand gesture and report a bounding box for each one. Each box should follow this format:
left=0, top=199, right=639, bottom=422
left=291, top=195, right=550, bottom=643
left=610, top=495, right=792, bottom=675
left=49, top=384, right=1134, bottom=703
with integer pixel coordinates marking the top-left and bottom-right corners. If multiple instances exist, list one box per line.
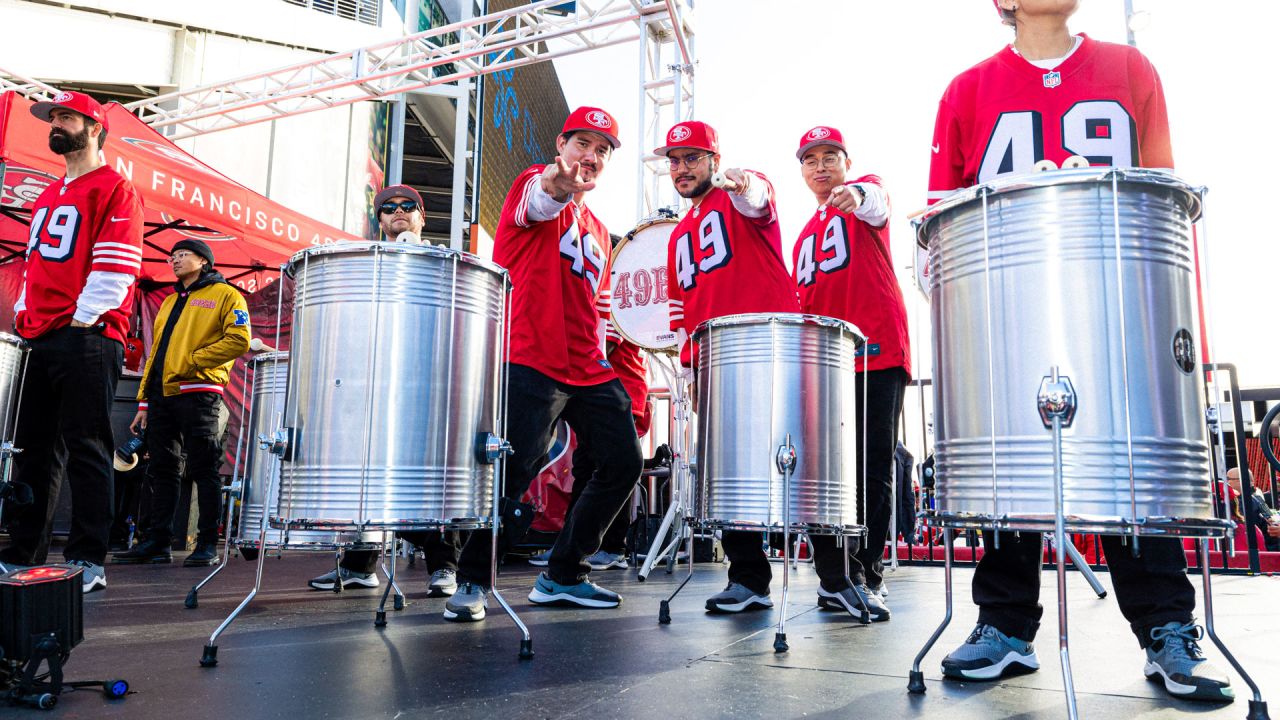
left=828, top=184, right=863, bottom=213
left=541, top=158, right=596, bottom=201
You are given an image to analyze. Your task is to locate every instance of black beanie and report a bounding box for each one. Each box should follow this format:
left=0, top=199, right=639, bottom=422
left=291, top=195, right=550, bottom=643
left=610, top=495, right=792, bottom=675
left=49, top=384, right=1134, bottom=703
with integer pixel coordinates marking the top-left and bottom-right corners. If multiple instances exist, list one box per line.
left=172, top=238, right=215, bottom=269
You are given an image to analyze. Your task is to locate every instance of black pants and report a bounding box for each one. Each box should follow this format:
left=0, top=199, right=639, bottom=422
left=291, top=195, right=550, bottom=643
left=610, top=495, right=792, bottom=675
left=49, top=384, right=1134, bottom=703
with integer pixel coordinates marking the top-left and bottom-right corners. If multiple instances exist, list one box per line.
left=1, top=326, right=122, bottom=566
left=973, top=531, right=1195, bottom=646
left=568, top=442, right=631, bottom=555
left=342, top=531, right=460, bottom=574
left=456, top=364, right=642, bottom=586
left=144, top=392, right=226, bottom=546
left=720, top=367, right=908, bottom=594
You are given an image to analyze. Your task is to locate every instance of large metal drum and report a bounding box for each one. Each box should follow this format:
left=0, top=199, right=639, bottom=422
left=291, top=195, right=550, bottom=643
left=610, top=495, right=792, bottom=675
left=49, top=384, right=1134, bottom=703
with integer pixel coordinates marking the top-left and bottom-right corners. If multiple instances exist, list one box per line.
left=0, top=333, right=29, bottom=444
left=236, top=352, right=377, bottom=548
left=693, top=313, right=864, bottom=535
left=273, top=242, right=508, bottom=532
left=918, top=168, right=1215, bottom=532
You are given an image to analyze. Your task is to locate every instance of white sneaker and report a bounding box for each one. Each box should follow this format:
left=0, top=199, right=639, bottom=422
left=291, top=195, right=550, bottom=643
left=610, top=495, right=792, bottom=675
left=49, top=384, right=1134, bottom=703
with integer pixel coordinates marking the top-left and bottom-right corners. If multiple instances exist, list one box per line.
left=527, top=549, right=551, bottom=567
left=307, top=567, right=379, bottom=591
left=69, top=559, right=106, bottom=594
left=585, top=551, right=628, bottom=570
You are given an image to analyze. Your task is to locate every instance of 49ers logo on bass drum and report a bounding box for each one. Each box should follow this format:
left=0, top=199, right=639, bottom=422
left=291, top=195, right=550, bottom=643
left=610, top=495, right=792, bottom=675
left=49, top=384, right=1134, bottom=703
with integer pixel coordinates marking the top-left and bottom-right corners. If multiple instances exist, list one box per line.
left=585, top=110, right=612, bottom=129
left=669, top=125, right=692, bottom=142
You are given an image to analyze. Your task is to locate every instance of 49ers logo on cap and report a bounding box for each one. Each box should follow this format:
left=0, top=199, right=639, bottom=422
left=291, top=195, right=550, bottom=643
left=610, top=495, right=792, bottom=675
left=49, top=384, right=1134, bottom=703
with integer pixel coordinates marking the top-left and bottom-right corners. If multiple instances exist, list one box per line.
left=807, top=127, right=831, bottom=141
left=669, top=125, right=692, bottom=142
left=585, top=110, right=612, bottom=129
left=54, top=92, right=74, bottom=103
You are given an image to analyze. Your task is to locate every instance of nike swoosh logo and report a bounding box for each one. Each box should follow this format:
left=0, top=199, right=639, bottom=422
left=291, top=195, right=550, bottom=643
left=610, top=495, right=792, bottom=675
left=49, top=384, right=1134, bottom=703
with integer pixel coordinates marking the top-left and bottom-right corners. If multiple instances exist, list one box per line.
left=110, top=216, right=131, bottom=222
left=931, top=144, right=940, bottom=154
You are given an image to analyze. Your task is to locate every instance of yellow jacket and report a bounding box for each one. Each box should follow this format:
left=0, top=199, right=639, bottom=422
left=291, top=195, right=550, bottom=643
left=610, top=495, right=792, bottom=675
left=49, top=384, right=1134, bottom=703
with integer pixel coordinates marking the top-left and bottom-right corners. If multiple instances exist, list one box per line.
left=138, top=272, right=251, bottom=407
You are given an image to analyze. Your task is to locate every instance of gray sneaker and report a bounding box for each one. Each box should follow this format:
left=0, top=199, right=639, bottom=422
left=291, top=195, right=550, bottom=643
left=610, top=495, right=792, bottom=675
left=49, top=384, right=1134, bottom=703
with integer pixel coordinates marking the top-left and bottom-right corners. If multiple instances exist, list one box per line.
left=1144, top=621, right=1234, bottom=702
left=427, top=568, right=457, bottom=597
left=585, top=550, right=628, bottom=570
left=68, top=559, right=106, bottom=594
left=443, top=582, right=488, bottom=622
left=869, top=580, right=888, bottom=598
left=941, top=624, right=1039, bottom=680
left=307, top=567, right=378, bottom=591
left=527, top=549, right=551, bottom=567
left=528, top=572, right=622, bottom=608
left=817, top=584, right=890, bottom=622
left=705, top=582, right=772, bottom=613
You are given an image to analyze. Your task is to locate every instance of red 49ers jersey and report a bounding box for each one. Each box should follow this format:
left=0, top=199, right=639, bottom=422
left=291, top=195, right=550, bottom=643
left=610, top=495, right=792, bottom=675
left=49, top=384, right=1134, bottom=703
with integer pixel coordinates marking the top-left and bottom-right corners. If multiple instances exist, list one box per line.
left=17, top=165, right=144, bottom=344
left=666, top=173, right=799, bottom=366
left=928, top=34, right=1172, bottom=203
left=792, top=175, right=911, bottom=377
left=495, top=165, right=614, bottom=386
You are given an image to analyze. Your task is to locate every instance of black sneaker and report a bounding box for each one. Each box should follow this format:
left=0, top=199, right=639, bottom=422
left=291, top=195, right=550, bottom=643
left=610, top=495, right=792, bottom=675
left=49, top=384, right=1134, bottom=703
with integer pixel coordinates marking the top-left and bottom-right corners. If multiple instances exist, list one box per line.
left=184, top=542, right=220, bottom=567
left=112, top=539, right=173, bottom=564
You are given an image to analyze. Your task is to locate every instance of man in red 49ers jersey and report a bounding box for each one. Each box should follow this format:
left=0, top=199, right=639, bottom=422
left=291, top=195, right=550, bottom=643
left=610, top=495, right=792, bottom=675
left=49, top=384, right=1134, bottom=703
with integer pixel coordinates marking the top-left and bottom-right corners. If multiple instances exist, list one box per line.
left=792, top=125, right=910, bottom=624
left=0, top=91, right=144, bottom=595
left=928, top=1, right=1233, bottom=704
left=444, top=107, right=642, bottom=623
left=658, top=120, right=800, bottom=614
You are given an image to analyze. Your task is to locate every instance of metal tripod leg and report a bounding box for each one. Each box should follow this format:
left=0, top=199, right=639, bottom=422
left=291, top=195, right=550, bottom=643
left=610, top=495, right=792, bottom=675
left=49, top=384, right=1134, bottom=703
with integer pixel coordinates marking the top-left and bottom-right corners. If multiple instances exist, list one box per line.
left=186, top=487, right=238, bottom=609
left=1197, top=539, right=1271, bottom=719
left=773, top=437, right=796, bottom=653
left=1046, top=396, right=1079, bottom=720
left=657, top=521, right=695, bottom=625
left=375, top=537, right=406, bottom=627
left=908, top=528, right=953, bottom=693
left=639, top=491, right=682, bottom=581
left=838, top=532, right=871, bottom=625
left=1063, top=541, right=1106, bottom=599
left=199, top=522, right=270, bottom=668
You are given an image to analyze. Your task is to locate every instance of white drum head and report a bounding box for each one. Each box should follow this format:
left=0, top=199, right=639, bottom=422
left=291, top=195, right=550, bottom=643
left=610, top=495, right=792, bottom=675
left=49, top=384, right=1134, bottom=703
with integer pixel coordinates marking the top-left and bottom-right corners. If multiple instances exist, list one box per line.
left=610, top=216, right=679, bottom=353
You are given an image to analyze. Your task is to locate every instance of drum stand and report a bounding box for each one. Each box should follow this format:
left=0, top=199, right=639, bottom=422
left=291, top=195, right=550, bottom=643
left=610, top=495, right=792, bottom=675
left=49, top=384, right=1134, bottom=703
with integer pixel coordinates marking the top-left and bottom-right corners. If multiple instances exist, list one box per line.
left=639, top=356, right=695, bottom=582
left=907, top=367, right=1269, bottom=720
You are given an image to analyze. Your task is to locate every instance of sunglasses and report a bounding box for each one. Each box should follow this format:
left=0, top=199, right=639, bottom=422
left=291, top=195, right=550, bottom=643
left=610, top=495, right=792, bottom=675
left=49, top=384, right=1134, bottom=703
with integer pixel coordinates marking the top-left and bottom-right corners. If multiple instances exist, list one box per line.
left=379, top=200, right=419, bottom=215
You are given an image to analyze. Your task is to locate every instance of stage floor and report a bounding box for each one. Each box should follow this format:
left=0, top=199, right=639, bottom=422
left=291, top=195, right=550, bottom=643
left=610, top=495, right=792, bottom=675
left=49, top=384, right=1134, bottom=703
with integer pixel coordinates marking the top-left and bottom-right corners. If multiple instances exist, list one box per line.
left=40, top=548, right=1280, bottom=719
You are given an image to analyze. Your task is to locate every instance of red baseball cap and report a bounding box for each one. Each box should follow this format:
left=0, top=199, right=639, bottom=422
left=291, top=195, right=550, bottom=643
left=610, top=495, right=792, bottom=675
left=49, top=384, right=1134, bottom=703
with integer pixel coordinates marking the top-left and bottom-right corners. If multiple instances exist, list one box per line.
left=562, top=106, right=621, bottom=149
left=374, top=184, right=424, bottom=208
left=796, top=125, right=846, bottom=160
left=30, top=91, right=109, bottom=132
left=654, top=121, right=719, bottom=157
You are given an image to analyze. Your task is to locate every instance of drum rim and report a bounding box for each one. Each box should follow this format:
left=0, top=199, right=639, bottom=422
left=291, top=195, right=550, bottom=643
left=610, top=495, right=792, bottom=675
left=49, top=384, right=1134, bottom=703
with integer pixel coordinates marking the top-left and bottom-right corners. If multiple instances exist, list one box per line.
left=610, top=214, right=681, bottom=354
left=913, top=167, right=1204, bottom=249
left=693, top=312, right=865, bottom=343
left=250, top=350, right=289, bottom=364
left=0, top=332, right=28, bottom=349
left=287, top=240, right=509, bottom=279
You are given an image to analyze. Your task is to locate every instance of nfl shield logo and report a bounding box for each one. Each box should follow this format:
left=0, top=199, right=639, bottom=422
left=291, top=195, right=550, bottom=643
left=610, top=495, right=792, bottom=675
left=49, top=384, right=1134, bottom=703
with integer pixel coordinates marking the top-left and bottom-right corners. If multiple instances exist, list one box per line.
left=1043, top=71, right=1062, bottom=88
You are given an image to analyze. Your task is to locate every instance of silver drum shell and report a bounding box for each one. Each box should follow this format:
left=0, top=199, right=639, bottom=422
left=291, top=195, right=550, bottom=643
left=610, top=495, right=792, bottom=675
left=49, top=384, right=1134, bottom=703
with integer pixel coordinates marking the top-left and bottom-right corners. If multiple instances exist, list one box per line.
left=0, top=333, right=29, bottom=445
left=274, top=242, right=507, bottom=531
left=693, top=313, right=863, bottom=535
left=237, top=353, right=378, bottom=548
left=919, top=169, right=1213, bottom=526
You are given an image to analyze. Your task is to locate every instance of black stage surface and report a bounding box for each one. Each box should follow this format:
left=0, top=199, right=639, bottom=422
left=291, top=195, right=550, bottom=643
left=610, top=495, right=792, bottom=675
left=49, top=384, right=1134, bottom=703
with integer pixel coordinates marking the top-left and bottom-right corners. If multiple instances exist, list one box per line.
left=34, top=549, right=1280, bottom=719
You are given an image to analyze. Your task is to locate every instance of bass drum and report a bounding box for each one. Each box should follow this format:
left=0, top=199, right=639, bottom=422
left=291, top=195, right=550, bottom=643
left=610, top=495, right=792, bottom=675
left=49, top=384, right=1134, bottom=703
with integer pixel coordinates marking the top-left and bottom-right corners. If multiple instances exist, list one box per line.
left=610, top=211, right=679, bottom=354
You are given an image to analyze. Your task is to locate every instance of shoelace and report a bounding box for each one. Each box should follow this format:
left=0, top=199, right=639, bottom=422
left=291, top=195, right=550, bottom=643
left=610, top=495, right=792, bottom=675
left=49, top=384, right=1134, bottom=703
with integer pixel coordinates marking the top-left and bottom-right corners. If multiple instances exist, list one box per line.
left=966, top=624, right=998, bottom=645
left=1150, top=621, right=1207, bottom=661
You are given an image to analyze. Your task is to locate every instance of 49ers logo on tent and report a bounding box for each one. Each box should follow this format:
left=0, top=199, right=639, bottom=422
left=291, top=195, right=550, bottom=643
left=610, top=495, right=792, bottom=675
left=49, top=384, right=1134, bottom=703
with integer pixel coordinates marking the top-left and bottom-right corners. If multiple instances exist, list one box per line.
left=0, top=165, right=56, bottom=209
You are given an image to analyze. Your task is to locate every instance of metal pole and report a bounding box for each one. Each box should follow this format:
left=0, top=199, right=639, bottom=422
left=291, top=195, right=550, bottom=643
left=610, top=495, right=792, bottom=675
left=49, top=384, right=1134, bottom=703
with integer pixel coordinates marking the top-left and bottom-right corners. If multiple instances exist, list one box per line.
left=1124, top=0, right=1137, bottom=47
left=449, top=83, right=471, bottom=250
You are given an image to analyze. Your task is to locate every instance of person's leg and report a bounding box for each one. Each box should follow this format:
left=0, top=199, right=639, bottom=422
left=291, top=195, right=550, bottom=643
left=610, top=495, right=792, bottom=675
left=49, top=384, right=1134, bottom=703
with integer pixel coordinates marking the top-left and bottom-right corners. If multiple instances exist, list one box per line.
left=339, top=549, right=378, bottom=574
left=973, top=531, right=1044, bottom=641
left=182, top=394, right=227, bottom=547
left=1, top=339, right=61, bottom=565
left=58, top=331, right=121, bottom=565
left=138, top=396, right=185, bottom=548
left=849, top=368, right=907, bottom=590
left=454, top=365, right=566, bottom=586
left=1100, top=535, right=1194, bottom=645
left=546, top=379, right=641, bottom=586
left=809, top=534, right=854, bottom=592
left=599, top=491, right=632, bottom=555
left=721, top=530, right=771, bottom=595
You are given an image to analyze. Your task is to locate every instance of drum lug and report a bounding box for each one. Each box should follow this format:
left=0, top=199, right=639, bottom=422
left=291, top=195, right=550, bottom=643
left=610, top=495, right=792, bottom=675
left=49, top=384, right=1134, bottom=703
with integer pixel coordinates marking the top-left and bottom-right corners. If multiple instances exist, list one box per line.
left=260, top=429, right=294, bottom=461
left=774, top=443, right=797, bottom=474
left=477, top=433, right=513, bottom=465
left=1037, top=372, right=1077, bottom=429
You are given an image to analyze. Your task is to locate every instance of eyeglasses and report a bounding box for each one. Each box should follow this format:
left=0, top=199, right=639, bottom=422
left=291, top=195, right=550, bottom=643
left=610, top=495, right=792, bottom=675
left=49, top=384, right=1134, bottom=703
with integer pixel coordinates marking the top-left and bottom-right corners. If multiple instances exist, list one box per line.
left=801, top=154, right=845, bottom=170
left=664, top=153, right=714, bottom=172
left=169, top=251, right=196, bottom=262
left=379, top=200, right=419, bottom=215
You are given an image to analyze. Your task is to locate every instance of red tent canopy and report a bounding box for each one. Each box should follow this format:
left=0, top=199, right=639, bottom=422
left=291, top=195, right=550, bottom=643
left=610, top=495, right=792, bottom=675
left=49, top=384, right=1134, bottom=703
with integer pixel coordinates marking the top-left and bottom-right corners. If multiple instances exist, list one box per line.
left=0, top=90, right=359, bottom=292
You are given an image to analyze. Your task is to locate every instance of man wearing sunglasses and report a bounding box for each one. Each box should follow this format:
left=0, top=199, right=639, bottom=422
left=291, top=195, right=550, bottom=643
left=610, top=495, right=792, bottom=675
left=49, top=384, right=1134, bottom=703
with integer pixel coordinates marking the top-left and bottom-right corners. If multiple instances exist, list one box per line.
left=657, top=121, right=800, bottom=614
left=444, top=107, right=642, bottom=622
left=305, top=184, right=463, bottom=597
left=115, top=239, right=250, bottom=568
left=791, top=126, right=910, bottom=623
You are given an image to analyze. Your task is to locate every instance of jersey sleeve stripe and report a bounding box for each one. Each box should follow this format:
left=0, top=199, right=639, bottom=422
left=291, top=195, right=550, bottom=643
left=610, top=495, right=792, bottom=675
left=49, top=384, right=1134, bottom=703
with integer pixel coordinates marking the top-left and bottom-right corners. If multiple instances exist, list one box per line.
left=94, top=242, right=143, bottom=254
left=513, top=174, right=540, bottom=228
left=93, top=249, right=144, bottom=261
left=91, top=258, right=142, bottom=271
